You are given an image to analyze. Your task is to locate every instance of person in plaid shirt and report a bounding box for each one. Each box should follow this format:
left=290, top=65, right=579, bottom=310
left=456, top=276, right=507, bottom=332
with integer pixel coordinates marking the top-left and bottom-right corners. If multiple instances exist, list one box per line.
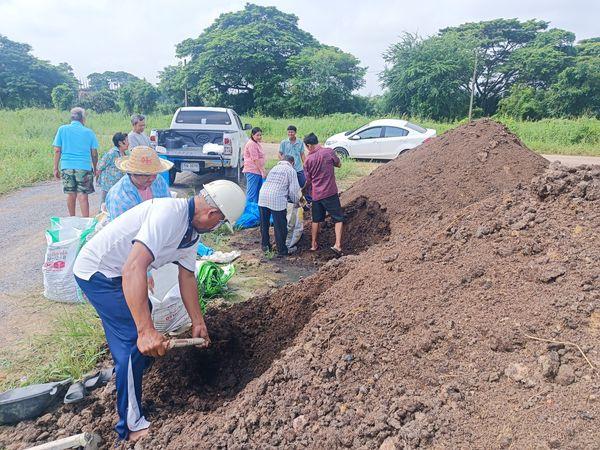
left=258, top=155, right=302, bottom=257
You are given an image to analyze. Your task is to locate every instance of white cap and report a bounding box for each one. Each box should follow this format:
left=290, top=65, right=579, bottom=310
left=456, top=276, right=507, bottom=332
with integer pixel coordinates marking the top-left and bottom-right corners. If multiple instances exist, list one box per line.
left=202, top=179, right=246, bottom=224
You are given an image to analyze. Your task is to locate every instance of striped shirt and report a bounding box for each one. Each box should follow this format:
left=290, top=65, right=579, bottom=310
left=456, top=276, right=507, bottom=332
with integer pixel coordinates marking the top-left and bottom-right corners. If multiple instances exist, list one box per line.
left=258, top=161, right=301, bottom=211
left=105, top=174, right=170, bottom=220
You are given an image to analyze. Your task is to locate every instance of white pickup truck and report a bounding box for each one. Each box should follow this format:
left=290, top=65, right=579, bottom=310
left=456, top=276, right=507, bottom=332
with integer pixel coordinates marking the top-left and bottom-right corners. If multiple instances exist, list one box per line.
left=151, top=107, right=251, bottom=186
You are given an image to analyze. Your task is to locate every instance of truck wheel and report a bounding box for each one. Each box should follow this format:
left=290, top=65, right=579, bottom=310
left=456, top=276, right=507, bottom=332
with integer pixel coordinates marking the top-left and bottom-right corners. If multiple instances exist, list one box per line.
left=225, top=166, right=246, bottom=191
left=168, top=168, right=177, bottom=186
left=236, top=164, right=247, bottom=191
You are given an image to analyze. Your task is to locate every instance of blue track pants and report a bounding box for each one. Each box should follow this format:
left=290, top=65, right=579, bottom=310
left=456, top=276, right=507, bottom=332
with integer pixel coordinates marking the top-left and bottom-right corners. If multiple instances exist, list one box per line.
left=75, top=272, right=151, bottom=440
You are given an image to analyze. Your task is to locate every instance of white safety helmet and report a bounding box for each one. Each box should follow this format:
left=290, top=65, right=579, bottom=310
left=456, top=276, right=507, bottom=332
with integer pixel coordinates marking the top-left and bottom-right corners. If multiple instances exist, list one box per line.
left=202, top=179, right=246, bottom=225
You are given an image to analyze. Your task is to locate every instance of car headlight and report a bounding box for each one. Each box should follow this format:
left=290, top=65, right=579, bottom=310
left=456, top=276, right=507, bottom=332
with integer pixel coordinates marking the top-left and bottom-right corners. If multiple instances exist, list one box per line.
left=325, top=140, right=335, bottom=146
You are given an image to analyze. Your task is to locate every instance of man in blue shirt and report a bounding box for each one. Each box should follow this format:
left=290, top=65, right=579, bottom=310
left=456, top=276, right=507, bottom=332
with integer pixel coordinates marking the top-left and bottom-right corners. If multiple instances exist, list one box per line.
left=279, top=125, right=308, bottom=190
left=52, top=107, right=99, bottom=217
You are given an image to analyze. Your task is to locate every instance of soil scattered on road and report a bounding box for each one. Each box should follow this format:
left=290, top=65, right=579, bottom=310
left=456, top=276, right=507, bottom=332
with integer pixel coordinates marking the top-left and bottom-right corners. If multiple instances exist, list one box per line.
left=3, top=119, right=600, bottom=449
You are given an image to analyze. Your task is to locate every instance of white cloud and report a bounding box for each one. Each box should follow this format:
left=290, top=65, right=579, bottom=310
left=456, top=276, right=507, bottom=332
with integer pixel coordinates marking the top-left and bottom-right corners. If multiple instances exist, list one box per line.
left=0, top=0, right=598, bottom=95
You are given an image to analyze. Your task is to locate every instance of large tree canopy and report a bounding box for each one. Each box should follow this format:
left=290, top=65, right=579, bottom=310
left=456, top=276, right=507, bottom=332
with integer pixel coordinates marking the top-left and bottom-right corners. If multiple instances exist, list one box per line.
left=161, top=3, right=365, bottom=116
left=381, top=19, right=599, bottom=120
left=285, top=46, right=366, bottom=116
left=381, top=32, right=474, bottom=120
left=0, top=34, right=77, bottom=109
left=87, top=71, right=140, bottom=91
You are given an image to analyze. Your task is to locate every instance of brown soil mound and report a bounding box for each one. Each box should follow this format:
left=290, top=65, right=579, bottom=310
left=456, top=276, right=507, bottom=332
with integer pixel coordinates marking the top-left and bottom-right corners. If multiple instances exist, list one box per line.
left=3, top=121, right=599, bottom=449
left=343, top=119, right=548, bottom=234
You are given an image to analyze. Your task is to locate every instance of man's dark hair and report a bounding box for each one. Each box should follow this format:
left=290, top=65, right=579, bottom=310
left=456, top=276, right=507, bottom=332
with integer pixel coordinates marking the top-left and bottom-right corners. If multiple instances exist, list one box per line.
left=112, top=132, right=128, bottom=147
left=250, top=127, right=262, bottom=142
left=283, top=154, right=295, bottom=165
left=287, top=125, right=297, bottom=132
left=303, top=133, right=318, bottom=146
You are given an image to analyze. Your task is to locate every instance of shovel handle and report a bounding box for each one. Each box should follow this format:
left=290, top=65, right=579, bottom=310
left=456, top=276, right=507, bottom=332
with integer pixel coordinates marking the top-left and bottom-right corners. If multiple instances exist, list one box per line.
left=168, top=338, right=208, bottom=349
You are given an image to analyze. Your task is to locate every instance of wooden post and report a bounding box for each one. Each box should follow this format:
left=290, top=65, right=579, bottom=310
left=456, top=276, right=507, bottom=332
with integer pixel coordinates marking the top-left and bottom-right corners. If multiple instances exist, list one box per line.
left=25, top=433, right=101, bottom=450
left=468, top=49, right=478, bottom=122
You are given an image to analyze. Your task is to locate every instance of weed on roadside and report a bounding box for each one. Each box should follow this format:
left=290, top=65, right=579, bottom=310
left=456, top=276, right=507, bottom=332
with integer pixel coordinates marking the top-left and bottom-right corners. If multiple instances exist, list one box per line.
left=0, top=304, right=106, bottom=390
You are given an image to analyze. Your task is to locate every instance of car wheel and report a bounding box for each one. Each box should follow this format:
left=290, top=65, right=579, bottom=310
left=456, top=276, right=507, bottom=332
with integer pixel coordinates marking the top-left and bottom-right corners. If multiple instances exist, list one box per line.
left=168, top=168, right=177, bottom=186
left=334, top=147, right=350, bottom=159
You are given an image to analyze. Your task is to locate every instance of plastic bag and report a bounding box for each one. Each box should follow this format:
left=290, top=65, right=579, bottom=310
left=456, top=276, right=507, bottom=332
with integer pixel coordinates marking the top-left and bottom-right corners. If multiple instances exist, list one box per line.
left=43, top=217, right=97, bottom=303
left=197, top=241, right=214, bottom=257
left=149, top=264, right=191, bottom=334
left=150, top=261, right=235, bottom=332
left=196, top=261, right=235, bottom=313
left=234, top=201, right=260, bottom=229
left=286, top=204, right=304, bottom=248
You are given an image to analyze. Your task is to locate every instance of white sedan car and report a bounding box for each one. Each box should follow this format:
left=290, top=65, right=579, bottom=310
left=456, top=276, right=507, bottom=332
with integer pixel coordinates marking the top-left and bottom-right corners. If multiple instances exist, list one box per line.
left=324, top=119, right=436, bottom=160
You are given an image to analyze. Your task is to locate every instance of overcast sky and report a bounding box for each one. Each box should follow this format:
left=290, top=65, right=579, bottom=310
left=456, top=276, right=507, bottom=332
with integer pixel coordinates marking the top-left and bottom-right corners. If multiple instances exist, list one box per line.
left=1, top=0, right=598, bottom=95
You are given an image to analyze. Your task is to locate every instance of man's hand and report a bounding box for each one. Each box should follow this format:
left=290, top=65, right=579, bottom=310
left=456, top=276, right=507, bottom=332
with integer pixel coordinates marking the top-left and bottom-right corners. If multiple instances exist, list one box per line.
left=192, top=322, right=211, bottom=347
left=137, top=327, right=168, bottom=357
left=53, top=168, right=60, bottom=180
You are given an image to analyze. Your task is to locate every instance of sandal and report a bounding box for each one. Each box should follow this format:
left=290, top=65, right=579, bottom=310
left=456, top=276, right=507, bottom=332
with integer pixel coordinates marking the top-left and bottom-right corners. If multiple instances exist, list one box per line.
left=83, top=367, right=114, bottom=391
left=330, top=246, right=343, bottom=257
left=64, top=382, right=86, bottom=404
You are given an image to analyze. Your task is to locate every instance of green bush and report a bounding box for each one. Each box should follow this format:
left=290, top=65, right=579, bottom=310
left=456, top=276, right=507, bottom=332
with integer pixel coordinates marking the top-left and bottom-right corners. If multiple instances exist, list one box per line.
left=51, top=84, right=76, bottom=111
left=497, top=85, right=546, bottom=121
left=80, top=89, right=119, bottom=113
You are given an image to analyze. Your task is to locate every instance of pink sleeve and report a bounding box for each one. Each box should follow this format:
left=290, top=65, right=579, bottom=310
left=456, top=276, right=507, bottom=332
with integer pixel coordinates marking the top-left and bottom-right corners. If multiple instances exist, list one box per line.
left=330, top=148, right=340, bottom=166
left=247, top=141, right=260, bottom=160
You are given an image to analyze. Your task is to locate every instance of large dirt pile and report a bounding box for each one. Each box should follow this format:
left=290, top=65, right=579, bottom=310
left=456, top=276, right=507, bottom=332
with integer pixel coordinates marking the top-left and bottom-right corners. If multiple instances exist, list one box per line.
left=2, top=120, right=599, bottom=449
left=343, top=119, right=548, bottom=234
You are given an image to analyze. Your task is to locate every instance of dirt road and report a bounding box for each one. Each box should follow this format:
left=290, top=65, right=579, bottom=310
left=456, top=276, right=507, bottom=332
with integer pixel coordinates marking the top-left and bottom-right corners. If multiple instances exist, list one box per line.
left=0, top=152, right=597, bottom=347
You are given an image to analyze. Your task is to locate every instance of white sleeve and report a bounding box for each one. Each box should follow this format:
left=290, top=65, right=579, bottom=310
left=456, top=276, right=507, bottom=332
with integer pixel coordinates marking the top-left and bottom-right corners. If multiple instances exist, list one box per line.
left=176, top=247, right=197, bottom=273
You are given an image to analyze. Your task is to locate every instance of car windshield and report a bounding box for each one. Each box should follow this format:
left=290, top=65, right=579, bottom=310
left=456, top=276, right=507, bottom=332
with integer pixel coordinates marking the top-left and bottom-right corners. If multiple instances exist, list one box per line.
left=175, top=110, right=231, bottom=125
left=405, top=122, right=427, bottom=133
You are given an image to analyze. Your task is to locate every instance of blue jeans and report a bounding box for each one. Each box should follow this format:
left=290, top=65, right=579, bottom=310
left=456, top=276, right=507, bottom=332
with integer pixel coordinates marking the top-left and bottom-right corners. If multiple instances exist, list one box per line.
left=75, top=273, right=151, bottom=440
left=245, top=172, right=263, bottom=203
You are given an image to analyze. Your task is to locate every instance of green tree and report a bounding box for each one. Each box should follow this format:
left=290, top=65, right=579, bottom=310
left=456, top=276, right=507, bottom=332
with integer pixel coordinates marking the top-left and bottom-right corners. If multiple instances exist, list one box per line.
left=443, top=19, right=549, bottom=114
left=546, top=58, right=600, bottom=117
left=0, top=34, right=77, bottom=108
left=174, top=3, right=319, bottom=114
left=51, top=84, right=76, bottom=110
left=158, top=64, right=203, bottom=108
left=508, top=29, right=576, bottom=89
left=381, top=32, right=474, bottom=120
left=285, top=46, right=366, bottom=115
left=80, top=89, right=119, bottom=113
left=380, top=19, right=589, bottom=119
left=119, top=79, right=159, bottom=114
left=497, top=84, right=546, bottom=120
left=87, top=71, right=139, bottom=91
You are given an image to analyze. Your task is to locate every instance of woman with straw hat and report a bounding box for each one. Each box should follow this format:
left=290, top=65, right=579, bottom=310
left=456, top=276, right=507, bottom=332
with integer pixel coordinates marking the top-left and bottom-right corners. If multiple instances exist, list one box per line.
left=105, top=146, right=173, bottom=220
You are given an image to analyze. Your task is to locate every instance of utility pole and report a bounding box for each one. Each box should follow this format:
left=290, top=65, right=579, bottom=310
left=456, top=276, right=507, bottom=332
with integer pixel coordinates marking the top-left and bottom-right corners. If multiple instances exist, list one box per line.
left=183, top=58, right=188, bottom=107
left=468, top=49, right=478, bottom=122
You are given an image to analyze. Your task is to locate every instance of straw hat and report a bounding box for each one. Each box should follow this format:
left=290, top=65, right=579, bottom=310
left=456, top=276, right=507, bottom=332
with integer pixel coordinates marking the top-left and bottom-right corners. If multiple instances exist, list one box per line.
left=115, top=146, right=173, bottom=174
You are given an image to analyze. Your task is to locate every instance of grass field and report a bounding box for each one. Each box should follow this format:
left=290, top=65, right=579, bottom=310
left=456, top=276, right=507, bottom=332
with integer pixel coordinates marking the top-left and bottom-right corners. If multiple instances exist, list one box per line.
left=1, top=108, right=599, bottom=195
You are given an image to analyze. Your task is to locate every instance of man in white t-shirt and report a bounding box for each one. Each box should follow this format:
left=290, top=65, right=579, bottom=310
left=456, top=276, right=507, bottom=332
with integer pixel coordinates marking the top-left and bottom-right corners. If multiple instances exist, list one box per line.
left=73, top=180, right=245, bottom=442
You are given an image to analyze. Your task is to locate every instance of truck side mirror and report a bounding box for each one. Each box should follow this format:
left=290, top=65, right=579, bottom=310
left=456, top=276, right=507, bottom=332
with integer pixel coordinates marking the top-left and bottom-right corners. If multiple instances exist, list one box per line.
left=244, top=123, right=252, bottom=130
